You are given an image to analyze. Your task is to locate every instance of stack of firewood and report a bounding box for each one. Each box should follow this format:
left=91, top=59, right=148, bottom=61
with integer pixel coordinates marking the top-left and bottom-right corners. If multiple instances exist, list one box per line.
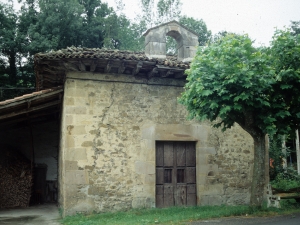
left=0, top=150, right=32, bottom=208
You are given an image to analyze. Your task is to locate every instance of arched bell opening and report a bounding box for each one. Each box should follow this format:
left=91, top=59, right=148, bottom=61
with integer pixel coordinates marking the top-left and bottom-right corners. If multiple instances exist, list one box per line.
left=166, top=30, right=183, bottom=56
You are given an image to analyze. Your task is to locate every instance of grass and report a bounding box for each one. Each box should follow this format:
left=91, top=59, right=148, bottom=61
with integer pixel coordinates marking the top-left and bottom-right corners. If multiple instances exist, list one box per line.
left=61, top=200, right=300, bottom=225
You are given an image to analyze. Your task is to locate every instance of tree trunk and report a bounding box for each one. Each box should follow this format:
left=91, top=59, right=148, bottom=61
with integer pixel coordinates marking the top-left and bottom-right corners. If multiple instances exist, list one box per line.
left=8, top=51, right=17, bottom=86
left=296, top=130, right=300, bottom=175
left=250, top=133, right=267, bottom=207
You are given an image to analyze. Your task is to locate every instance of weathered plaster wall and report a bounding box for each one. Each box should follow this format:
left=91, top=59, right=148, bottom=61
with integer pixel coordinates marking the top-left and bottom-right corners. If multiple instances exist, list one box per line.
left=60, top=72, right=254, bottom=216
left=0, top=120, right=59, bottom=180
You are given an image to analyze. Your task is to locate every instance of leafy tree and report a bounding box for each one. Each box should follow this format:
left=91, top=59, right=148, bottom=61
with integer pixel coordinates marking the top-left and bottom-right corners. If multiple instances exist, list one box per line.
left=290, top=21, right=300, bottom=35
left=0, top=2, right=18, bottom=86
left=156, top=0, right=182, bottom=24
left=179, top=30, right=300, bottom=207
left=211, top=30, right=230, bottom=43
left=179, top=16, right=211, bottom=46
left=0, top=1, right=37, bottom=100
left=28, top=0, right=84, bottom=51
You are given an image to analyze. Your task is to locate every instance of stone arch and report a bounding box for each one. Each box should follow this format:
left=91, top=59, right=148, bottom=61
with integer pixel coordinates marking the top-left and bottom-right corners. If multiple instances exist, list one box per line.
left=143, top=20, right=199, bottom=62
left=166, top=29, right=182, bottom=55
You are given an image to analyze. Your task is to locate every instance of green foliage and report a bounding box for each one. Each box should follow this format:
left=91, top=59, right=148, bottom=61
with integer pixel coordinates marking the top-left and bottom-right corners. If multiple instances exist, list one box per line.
left=61, top=205, right=249, bottom=225
left=179, top=29, right=300, bottom=206
left=179, top=16, right=212, bottom=46
left=269, top=135, right=300, bottom=191
left=180, top=30, right=300, bottom=138
left=138, top=0, right=181, bottom=28
left=0, top=0, right=140, bottom=99
left=269, top=135, right=288, bottom=180
left=61, top=204, right=300, bottom=225
left=290, top=21, right=300, bottom=36
left=156, top=0, right=182, bottom=24
left=269, top=29, right=300, bottom=136
left=271, top=172, right=300, bottom=191
left=179, top=34, right=274, bottom=136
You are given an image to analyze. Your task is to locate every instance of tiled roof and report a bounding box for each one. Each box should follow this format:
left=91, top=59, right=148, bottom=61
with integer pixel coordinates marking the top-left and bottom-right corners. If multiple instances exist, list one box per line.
left=34, top=47, right=190, bottom=69
left=0, top=86, right=63, bottom=107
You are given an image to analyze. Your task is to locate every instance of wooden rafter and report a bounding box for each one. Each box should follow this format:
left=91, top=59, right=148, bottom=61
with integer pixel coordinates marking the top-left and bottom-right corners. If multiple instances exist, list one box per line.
left=118, top=61, right=126, bottom=74
left=148, top=67, right=159, bottom=78
left=132, top=61, right=143, bottom=75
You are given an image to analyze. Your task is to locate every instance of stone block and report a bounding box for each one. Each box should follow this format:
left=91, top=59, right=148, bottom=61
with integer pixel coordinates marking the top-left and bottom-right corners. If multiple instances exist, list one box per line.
left=145, top=42, right=166, bottom=57
left=144, top=174, right=155, bottom=185
left=226, top=193, right=250, bottom=205
left=65, top=87, right=86, bottom=98
left=71, top=125, right=86, bottom=135
left=65, top=161, right=78, bottom=170
left=197, top=175, right=207, bottom=185
left=132, top=197, right=155, bottom=208
left=140, top=147, right=155, bottom=161
left=88, top=185, right=106, bottom=196
left=65, top=97, right=74, bottom=105
left=197, top=154, right=209, bottom=165
left=65, top=115, right=73, bottom=125
left=198, top=165, right=209, bottom=175
left=65, top=184, right=86, bottom=199
left=134, top=184, right=154, bottom=197
left=66, top=148, right=87, bottom=161
left=200, top=195, right=224, bottom=206
left=65, top=170, right=89, bottom=184
left=135, top=161, right=155, bottom=175
left=141, top=125, right=155, bottom=140
left=81, top=141, right=93, bottom=147
left=65, top=135, right=75, bottom=148
left=66, top=106, right=87, bottom=114
left=64, top=195, right=78, bottom=212
left=198, top=184, right=224, bottom=195
left=68, top=198, right=96, bottom=215
left=198, top=147, right=216, bottom=154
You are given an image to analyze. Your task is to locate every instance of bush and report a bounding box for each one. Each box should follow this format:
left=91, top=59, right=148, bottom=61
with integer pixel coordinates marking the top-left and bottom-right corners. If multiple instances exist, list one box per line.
left=271, top=170, right=300, bottom=191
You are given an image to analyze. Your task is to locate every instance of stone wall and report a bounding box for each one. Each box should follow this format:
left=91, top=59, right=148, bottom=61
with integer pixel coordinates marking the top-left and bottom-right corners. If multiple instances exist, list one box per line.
left=59, top=72, right=254, bottom=216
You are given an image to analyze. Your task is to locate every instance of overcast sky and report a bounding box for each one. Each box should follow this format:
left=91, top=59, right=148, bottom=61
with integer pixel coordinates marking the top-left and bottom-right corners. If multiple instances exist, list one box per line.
left=103, top=0, right=300, bottom=46
left=6, top=0, right=300, bottom=46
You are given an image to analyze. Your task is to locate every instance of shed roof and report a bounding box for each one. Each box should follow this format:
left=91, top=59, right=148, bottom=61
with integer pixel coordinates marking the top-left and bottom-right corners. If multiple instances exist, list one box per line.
left=0, top=86, right=63, bottom=126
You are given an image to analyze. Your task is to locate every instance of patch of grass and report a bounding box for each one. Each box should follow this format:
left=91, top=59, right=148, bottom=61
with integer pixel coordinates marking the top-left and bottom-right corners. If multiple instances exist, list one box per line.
left=61, top=201, right=300, bottom=225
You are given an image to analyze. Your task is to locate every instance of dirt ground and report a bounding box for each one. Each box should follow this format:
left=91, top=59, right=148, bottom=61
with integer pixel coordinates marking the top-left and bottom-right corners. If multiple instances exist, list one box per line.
left=0, top=204, right=61, bottom=225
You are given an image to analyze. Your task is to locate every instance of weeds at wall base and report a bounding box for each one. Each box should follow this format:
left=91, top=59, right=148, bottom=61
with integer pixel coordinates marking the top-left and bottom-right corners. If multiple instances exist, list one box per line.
left=61, top=201, right=300, bottom=225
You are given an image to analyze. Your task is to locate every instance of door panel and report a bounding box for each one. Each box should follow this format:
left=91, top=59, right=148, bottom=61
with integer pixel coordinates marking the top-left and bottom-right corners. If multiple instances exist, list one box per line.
left=156, top=142, right=164, bottom=167
left=175, top=185, right=187, bottom=206
left=164, top=185, right=174, bottom=207
left=186, top=142, right=196, bottom=166
left=187, top=184, right=197, bottom=206
left=186, top=167, right=196, bottom=184
left=163, top=142, right=174, bottom=167
left=175, top=142, right=186, bottom=166
left=156, top=141, right=196, bottom=207
left=156, top=185, right=164, bottom=207
left=156, top=168, right=164, bottom=185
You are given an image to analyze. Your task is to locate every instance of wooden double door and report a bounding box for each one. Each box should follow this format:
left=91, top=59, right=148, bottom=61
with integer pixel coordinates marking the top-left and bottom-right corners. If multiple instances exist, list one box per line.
left=156, top=141, right=196, bottom=207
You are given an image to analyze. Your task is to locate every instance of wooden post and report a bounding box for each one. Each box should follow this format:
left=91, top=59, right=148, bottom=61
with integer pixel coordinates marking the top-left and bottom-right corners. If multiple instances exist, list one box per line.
left=295, top=130, right=300, bottom=175
left=27, top=117, right=35, bottom=171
